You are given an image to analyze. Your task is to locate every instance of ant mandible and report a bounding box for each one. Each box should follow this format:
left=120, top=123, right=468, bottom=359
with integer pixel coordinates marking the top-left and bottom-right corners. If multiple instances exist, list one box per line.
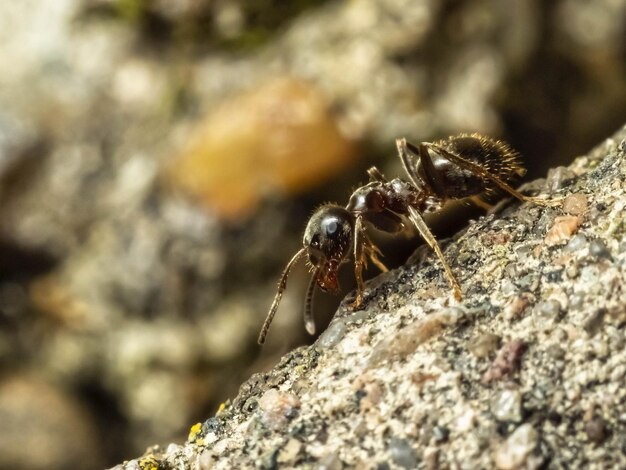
left=258, top=133, right=552, bottom=344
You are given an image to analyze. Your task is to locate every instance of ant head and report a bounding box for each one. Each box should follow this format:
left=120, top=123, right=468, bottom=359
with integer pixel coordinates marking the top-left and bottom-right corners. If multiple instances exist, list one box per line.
left=303, top=204, right=354, bottom=292
left=258, top=204, right=353, bottom=345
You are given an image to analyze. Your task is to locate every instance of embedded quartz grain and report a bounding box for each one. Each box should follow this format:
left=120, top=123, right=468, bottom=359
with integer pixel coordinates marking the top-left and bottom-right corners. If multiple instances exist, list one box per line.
left=491, top=389, right=523, bottom=422
left=493, top=424, right=539, bottom=469
left=562, top=193, right=588, bottom=215
left=389, top=438, right=418, bottom=469
left=113, top=125, right=626, bottom=470
left=468, top=332, right=500, bottom=358
left=258, top=388, right=301, bottom=430
left=544, top=215, right=582, bottom=246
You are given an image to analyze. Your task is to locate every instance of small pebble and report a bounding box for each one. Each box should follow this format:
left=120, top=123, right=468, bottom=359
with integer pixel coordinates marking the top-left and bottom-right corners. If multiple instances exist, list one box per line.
left=545, top=216, right=582, bottom=246
left=359, top=382, right=383, bottom=412
left=197, top=450, right=214, bottom=470
left=317, top=319, right=347, bottom=349
left=553, top=328, right=568, bottom=342
left=277, top=438, right=302, bottom=464
left=610, top=365, right=626, bottom=382
left=167, top=77, right=355, bottom=219
left=369, top=312, right=453, bottom=365
left=564, top=233, right=587, bottom=252
left=389, top=438, right=418, bottom=469
left=589, top=239, right=611, bottom=259
left=317, top=453, right=342, bottom=470
left=585, top=417, right=607, bottom=444
left=258, top=389, right=300, bottom=430
left=565, top=264, right=579, bottom=279
left=609, top=331, right=625, bottom=351
left=514, top=244, right=534, bottom=260
left=469, top=333, right=501, bottom=358
left=491, top=389, right=523, bottom=422
left=562, top=193, right=588, bottom=215
left=583, top=309, right=606, bottom=336
left=482, top=341, right=527, bottom=384
left=545, top=166, right=576, bottom=191
left=432, top=426, right=449, bottom=444
left=537, top=299, right=561, bottom=319
left=569, top=293, right=585, bottom=310
left=591, top=338, right=609, bottom=359
left=546, top=344, right=566, bottom=360
left=494, top=424, right=538, bottom=469
left=423, top=447, right=439, bottom=470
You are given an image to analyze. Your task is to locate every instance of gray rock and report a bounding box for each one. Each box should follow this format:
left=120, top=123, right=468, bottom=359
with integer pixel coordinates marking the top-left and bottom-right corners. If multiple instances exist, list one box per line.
left=112, top=112, right=626, bottom=470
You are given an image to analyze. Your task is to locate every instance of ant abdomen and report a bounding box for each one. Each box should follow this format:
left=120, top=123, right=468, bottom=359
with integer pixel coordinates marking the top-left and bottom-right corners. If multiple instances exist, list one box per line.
left=424, top=134, right=525, bottom=200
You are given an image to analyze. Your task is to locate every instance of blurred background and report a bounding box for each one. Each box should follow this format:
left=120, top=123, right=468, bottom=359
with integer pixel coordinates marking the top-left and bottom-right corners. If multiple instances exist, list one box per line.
left=0, top=0, right=625, bottom=468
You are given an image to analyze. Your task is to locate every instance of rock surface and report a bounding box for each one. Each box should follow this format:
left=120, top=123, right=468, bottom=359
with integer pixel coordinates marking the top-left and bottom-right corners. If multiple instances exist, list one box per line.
left=111, top=126, right=626, bottom=468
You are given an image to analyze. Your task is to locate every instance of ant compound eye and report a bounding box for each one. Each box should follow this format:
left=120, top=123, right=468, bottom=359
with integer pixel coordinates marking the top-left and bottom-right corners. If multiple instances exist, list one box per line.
left=322, top=215, right=351, bottom=243
left=324, top=219, right=339, bottom=236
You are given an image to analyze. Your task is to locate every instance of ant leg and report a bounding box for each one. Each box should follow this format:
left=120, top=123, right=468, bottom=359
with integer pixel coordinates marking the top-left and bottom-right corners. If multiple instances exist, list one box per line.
left=303, top=270, right=317, bottom=335
left=366, top=242, right=389, bottom=272
left=396, top=138, right=446, bottom=196
left=367, top=166, right=386, bottom=182
left=258, top=247, right=307, bottom=345
left=351, top=215, right=367, bottom=309
left=423, top=142, right=559, bottom=207
left=469, top=195, right=494, bottom=211
left=407, top=206, right=462, bottom=300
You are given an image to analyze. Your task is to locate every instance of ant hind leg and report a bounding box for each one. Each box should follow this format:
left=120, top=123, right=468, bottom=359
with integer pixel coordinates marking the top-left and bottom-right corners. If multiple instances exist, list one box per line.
left=366, top=241, right=389, bottom=273
left=469, top=195, right=494, bottom=211
left=407, top=206, right=462, bottom=301
left=396, top=138, right=447, bottom=197
left=367, top=166, right=386, bottom=182
left=423, top=142, right=560, bottom=207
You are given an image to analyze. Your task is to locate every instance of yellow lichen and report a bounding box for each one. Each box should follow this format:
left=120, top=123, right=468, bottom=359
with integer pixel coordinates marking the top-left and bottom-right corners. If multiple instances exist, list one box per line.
left=216, top=400, right=229, bottom=415
left=188, top=422, right=202, bottom=442
left=138, top=456, right=160, bottom=470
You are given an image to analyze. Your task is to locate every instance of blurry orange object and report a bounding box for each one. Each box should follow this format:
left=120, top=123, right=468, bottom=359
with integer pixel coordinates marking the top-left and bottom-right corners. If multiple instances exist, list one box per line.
left=167, top=78, right=356, bottom=220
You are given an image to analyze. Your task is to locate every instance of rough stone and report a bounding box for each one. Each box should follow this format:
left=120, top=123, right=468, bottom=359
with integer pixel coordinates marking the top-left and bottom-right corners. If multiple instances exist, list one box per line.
left=110, top=124, right=626, bottom=470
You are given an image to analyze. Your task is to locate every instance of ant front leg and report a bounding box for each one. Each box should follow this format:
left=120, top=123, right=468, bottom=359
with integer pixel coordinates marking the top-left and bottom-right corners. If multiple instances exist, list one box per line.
left=351, top=215, right=367, bottom=309
left=407, top=206, right=462, bottom=301
left=350, top=216, right=389, bottom=309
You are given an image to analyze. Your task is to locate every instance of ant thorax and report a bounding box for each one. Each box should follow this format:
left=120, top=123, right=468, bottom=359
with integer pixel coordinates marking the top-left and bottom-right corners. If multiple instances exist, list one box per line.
left=387, top=177, right=442, bottom=214
left=347, top=178, right=424, bottom=217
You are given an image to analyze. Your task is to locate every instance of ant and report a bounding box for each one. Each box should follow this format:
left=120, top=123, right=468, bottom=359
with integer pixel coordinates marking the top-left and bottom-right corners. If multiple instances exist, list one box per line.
left=258, top=133, right=554, bottom=345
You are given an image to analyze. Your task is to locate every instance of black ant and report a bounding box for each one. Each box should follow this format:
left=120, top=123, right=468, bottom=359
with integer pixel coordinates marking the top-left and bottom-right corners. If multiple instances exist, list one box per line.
left=258, top=133, right=553, bottom=344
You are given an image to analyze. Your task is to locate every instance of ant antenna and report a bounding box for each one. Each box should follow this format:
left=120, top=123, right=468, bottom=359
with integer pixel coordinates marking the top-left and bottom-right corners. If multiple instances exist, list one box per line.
left=258, top=248, right=307, bottom=345
left=303, top=269, right=318, bottom=335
